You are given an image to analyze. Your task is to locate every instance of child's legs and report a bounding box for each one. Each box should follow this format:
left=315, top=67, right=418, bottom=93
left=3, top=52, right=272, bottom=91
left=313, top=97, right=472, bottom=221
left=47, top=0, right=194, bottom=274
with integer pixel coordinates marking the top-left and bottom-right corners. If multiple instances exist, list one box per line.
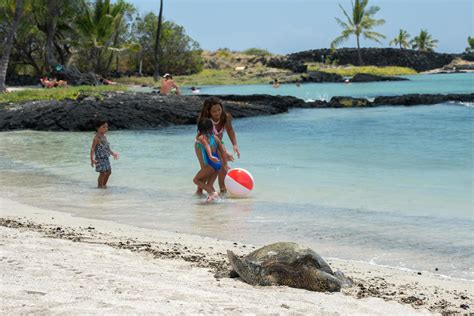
left=218, top=168, right=228, bottom=192
left=207, top=171, right=219, bottom=192
left=193, top=166, right=217, bottom=195
left=98, top=172, right=106, bottom=188
left=195, top=145, right=206, bottom=194
left=103, top=170, right=112, bottom=186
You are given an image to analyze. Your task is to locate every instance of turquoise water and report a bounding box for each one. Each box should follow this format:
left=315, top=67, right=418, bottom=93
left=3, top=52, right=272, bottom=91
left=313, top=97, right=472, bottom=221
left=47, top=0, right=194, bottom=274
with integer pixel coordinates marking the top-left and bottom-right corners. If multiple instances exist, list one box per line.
left=0, top=74, right=473, bottom=280
left=185, top=73, right=474, bottom=101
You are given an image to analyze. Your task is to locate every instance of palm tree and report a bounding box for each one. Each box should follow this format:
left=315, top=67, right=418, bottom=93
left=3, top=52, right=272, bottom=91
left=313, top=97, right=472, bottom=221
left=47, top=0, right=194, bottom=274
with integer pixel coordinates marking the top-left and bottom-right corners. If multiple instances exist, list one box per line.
left=153, top=0, right=164, bottom=82
left=410, top=30, right=438, bottom=52
left=0, top=0, right=24, bottom=92
left=466, top=36, right=474, bottom=52
left=44, top=0, right=60, bottom=71
left=76, top=0, right=126, bottom=74
left=331, top=0, right=385, bottom=65
left=390, top=29, right=410, bottom=50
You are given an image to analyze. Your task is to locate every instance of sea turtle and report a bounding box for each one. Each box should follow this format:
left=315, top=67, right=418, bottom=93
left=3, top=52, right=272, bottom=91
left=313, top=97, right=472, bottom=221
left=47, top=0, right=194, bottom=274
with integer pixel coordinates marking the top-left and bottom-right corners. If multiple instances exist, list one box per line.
left=227, top=242, right=351, bottom=292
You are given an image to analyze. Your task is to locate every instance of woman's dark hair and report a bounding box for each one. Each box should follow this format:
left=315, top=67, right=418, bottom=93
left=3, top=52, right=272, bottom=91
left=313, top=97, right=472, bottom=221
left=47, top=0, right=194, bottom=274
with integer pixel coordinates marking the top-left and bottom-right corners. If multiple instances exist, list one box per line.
left=197, top=118, right=213, bottom=134
left=95, top=120, right=108, bottom=130
left=197, top=97, right=227, bottom=128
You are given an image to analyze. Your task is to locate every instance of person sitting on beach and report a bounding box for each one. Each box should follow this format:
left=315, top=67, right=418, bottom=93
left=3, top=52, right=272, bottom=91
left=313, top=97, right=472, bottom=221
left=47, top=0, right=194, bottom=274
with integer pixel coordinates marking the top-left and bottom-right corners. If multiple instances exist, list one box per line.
left=160, top=73, right=181, bottom=95
left=40, top=77, right=67, bottom=88
left=100, top=78, right=117, bottom=85
left=90, top=121, right=119, bottom=189
left=193, top=118, right=226, bottom=202
left=54, top=78, right=67, bottom=87
left=40, top=77, right=55, bottom=88
left=272, top=78, right=280, bottom=88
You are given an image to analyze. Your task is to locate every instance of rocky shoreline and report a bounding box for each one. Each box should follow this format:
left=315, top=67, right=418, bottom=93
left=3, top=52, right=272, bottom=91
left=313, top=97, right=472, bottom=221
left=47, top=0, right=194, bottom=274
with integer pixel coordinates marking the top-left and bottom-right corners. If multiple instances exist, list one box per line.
left=0, top=92, right=472, bottom=131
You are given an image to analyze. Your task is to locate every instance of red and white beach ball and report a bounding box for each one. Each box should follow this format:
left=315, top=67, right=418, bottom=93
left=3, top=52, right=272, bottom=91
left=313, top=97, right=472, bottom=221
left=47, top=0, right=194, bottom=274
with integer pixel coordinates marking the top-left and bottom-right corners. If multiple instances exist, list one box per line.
left=224, top=168, right=254, bottom=197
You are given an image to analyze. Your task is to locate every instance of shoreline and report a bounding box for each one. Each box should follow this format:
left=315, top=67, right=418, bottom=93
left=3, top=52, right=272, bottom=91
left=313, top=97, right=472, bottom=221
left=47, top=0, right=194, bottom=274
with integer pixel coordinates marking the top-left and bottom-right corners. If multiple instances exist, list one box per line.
left=1, top=197, right=472, bottom=314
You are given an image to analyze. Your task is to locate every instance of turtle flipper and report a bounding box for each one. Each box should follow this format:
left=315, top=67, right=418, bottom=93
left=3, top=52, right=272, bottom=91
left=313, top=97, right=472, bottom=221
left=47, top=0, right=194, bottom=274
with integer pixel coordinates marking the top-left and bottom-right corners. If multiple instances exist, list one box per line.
left=227, top=250, right=267, bottom=286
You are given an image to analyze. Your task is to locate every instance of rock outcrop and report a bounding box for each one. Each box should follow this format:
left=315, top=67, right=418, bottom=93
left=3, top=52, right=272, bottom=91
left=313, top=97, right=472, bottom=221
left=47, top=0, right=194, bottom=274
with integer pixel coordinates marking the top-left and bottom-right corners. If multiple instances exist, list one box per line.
left=0, top=93, right=304, bottom=131
left=0, top=92, right=471, bottom=131
left=286, top=48, right=455, bottom=72
left=350, top=73, right=409, bottom=82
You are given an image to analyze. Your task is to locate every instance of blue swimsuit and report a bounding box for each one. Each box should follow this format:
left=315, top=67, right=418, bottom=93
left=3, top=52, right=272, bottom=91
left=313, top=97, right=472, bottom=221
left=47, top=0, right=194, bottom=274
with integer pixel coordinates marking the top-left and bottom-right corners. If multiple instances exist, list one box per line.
left=197, top=134, right=221, bottom=171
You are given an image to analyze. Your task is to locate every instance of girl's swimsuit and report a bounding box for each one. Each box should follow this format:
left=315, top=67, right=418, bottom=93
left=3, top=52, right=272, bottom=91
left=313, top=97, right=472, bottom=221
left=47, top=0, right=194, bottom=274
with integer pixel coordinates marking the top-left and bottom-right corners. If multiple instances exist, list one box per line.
left=196, top=134, right=221, bottom=171
left=94, top=134, right=111, bottom=173
left=213, top=122, right=225, bottom=145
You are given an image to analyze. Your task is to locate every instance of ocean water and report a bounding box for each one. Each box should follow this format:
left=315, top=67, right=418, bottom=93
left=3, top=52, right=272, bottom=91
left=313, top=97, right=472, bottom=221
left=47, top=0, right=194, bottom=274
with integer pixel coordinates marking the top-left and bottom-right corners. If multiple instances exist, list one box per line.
left=186, top=72, right=474, bottom=101
left=0, top=74, right=473, bottom=280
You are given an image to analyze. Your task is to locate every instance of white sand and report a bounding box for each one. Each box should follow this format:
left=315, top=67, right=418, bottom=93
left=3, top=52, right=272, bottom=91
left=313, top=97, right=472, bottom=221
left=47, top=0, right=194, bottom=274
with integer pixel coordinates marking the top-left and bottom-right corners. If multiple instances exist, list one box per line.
left=1, top=197, right=472, bottom=315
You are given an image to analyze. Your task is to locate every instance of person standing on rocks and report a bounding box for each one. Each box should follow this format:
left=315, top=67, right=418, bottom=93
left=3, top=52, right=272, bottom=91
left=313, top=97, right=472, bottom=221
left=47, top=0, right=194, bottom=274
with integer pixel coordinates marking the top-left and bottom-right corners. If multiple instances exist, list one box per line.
left=160, top=73, right=181, bottom=95
left=195, top=97, right=239, bottom=196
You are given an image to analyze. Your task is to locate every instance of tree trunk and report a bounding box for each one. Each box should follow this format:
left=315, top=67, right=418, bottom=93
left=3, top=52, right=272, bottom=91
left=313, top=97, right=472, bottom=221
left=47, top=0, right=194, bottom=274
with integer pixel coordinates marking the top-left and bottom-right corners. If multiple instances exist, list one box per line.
left=0, top=0, right=24, bottom=92
left=356, top=35, right=363, bottom=65
left=153, top=0, right=164, bottom=82
left=139, top=59, right=143, bottom=76
left=45, top=0, right=60, bottom=72
left=0, top=0, right=23, bottom=92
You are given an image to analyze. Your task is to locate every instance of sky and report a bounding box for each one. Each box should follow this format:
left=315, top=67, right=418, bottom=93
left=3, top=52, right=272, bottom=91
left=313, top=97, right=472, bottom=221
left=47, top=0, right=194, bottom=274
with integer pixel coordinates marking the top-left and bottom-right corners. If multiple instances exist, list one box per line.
left=128, top=0, right=473, bottom=54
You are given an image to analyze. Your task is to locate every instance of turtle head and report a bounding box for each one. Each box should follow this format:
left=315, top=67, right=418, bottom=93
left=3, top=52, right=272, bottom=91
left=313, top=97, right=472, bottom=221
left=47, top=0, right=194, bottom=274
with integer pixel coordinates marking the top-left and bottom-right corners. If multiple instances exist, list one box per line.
left=227, top=250, right=271, bottom=286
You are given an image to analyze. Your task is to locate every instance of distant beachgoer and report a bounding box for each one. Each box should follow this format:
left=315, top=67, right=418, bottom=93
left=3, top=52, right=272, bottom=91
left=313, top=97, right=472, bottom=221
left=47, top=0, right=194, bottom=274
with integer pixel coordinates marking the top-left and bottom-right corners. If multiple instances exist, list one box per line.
left=191, top=86, right=201, bottom=94
left=296, top=81, right=301, bottom=87
left=195, top=97, right=239, bottom=195
left=90, top=121, right=119, bottom=189
left=100, top=78, right=117, bottom=85
left=272, top=78, right=280, bottom=88
left=40, top=77, right=67, bottom=88
left=160, top=73, right=181, bottom=95
left=193, top=118, right=225, bottom=202
left=40, top=77, right=55, bottom=88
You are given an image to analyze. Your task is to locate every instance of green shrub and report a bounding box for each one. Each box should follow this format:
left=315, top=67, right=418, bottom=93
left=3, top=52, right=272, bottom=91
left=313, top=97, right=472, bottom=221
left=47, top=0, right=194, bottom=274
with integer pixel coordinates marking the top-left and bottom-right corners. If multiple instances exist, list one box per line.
left=242, top=48, right=272, bottom=56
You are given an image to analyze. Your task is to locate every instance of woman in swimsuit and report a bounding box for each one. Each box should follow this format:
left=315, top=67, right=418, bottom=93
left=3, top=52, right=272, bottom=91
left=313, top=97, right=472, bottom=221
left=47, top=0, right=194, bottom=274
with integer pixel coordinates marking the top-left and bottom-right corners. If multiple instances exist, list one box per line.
left=193, top=119, right=226, bottom=202
left=195, top=97, right=240, bottom=195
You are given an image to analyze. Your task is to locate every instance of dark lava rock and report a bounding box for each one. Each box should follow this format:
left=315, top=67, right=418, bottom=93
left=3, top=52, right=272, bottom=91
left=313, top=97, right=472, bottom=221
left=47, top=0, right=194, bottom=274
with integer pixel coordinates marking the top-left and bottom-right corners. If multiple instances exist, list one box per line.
left=372, top=93, right=474, bottom=106
left=328, top=96, right=372, bottom=108
left=0, top=93, right=304, bottom=131
left=1, top=92, right=472, bottom=131
left=350, top=73, right=409, bottom=82
left=287, top=48, right=456, bottom=72
left=265, top=56, right=307, bottom=73
left=302, top=71, right=344, bottom=83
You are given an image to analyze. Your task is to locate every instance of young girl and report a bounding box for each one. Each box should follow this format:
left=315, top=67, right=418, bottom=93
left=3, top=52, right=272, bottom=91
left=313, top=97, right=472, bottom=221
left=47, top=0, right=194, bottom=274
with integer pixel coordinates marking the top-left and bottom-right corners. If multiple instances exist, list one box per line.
left=194, top=119, right=226, bottom=202
left=90, top=121, right=119, bottom=188
left=195, top=97, right=240, bottom=195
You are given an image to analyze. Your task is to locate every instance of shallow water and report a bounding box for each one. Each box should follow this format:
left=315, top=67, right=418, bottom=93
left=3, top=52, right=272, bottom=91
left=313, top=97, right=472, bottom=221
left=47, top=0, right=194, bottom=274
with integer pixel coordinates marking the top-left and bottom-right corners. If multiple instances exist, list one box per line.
left=179, top=72, right=474, bottom=101
left=1, top=74, right=473, bottom=280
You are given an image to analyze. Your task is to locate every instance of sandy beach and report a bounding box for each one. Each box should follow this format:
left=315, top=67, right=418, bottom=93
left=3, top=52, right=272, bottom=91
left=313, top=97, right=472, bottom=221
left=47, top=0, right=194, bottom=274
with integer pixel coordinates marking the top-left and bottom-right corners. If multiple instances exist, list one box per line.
left=0, top=197, right=472, bottom=315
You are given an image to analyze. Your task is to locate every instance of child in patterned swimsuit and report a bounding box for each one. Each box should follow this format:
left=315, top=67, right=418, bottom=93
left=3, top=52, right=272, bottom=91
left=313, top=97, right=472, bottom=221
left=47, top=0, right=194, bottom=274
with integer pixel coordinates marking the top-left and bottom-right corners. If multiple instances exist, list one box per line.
left=90, top=121, right=119, bottom=188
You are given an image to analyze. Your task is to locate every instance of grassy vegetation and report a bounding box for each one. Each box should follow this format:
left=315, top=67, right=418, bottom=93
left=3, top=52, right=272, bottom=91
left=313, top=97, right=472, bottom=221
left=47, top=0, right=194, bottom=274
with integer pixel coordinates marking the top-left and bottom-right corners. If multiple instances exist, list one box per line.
left=242, top=48, right=272, bottom=56
left=0, top=85, right=128, bottom=103
left=306, top=63, right=417, bottom=76
left=115, top=67, right=297, bottom=87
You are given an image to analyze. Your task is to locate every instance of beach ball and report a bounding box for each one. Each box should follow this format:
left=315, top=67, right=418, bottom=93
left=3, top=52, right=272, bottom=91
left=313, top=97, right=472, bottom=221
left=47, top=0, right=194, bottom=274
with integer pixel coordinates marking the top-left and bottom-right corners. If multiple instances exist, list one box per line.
left=225, top=168, right=254, bottom=197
